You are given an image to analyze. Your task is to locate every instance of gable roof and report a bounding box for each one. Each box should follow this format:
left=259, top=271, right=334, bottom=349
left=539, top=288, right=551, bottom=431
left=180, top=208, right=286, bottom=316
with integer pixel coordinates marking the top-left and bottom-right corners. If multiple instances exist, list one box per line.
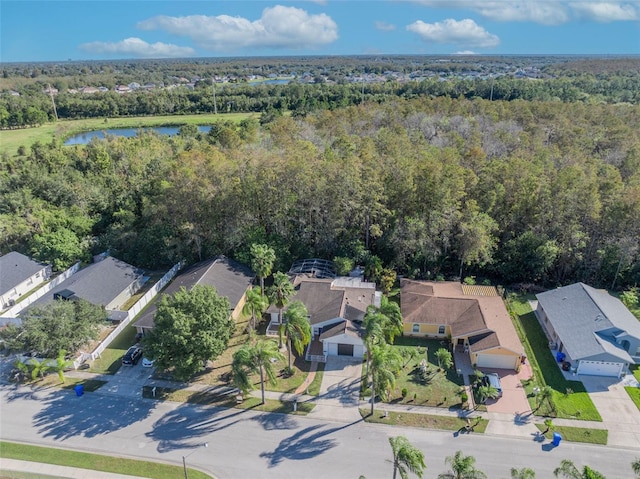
left=134, top=255, right=253, bottom=329
left=401, top=279, right=523, bottom=355
left=319, top=319, right=362, bottom=340
left=0, top=252, right=48, bottom=296
left=29, top=256, right=142, bottom=310
left=536, top=282, right=639, bottom=361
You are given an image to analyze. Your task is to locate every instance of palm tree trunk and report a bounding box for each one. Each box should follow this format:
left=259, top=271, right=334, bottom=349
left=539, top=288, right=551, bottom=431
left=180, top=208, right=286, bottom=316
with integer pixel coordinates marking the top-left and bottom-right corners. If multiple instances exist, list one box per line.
left=370, top=373, right=375, bottom=416
left=260, top=276, right=265, bottom=296
left=278, top=308, right=284, bottom=348
left=288, top=338, right=292, bottom=371
left=392, top=463, right=397, bottom=479
left=260, top=364, right=265, bottom=404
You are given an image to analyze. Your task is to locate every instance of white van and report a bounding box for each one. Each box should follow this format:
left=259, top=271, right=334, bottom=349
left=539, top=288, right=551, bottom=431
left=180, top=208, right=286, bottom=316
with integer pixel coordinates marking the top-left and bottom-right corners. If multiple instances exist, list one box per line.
left=486, top=373, right=503, bottom=397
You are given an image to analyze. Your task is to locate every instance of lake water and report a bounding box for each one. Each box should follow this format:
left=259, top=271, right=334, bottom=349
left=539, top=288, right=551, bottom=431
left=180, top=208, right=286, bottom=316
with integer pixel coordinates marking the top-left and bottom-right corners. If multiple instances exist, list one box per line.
left=64, top=125, right=211, bottom=145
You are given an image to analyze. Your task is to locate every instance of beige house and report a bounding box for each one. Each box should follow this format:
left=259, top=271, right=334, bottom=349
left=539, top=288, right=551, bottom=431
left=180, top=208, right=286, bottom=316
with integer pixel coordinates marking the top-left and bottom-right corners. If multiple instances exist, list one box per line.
left=401, top=280, right=524, bottom=370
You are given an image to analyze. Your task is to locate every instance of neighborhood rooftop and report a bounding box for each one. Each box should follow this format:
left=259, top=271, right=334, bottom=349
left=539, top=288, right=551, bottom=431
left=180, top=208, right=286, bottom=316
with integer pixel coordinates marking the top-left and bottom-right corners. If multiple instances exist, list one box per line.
left=0, top=252, right=48, bottom=298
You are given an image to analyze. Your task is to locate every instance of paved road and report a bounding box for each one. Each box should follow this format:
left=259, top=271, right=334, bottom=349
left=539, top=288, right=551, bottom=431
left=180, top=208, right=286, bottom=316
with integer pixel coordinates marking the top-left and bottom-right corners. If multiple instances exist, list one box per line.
left=1, top=383, right=638, bottom=479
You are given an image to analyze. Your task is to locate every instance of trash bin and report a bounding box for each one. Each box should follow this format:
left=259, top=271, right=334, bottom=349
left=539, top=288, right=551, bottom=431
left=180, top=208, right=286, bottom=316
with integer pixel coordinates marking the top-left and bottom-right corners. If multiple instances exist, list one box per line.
left=552, top=432, right=562, bottom=446
left=74, top=384, right=84, bottom=397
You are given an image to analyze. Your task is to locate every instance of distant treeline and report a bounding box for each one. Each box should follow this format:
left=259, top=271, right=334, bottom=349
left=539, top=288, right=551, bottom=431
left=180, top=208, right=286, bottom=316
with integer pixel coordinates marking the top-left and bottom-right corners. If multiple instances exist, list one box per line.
left=2, top=96, right=639, bottom=290
left=1, top=73, right=639, bottom=129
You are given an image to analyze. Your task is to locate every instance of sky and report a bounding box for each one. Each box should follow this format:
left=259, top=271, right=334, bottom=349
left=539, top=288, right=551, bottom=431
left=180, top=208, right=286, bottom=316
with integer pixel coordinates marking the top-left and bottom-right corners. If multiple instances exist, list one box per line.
left=1, top=1, right=639, bottom=62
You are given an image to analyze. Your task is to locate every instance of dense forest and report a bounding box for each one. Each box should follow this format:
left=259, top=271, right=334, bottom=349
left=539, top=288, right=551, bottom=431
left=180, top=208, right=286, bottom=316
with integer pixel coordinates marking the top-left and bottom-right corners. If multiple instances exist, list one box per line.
left=1, top=95, right=639, bottom=289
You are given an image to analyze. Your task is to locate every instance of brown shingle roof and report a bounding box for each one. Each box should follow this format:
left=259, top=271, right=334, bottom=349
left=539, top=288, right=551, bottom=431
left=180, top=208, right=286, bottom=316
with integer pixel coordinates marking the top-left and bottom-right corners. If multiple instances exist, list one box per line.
left=401, top=279, right=523, bottom=355
left=319, top=320, right=361, bottom=340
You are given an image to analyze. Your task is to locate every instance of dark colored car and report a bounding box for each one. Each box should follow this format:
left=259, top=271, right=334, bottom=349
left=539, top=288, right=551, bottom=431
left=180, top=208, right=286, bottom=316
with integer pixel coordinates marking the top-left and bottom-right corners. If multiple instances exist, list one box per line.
left=122, top=346, right=143, bottom=365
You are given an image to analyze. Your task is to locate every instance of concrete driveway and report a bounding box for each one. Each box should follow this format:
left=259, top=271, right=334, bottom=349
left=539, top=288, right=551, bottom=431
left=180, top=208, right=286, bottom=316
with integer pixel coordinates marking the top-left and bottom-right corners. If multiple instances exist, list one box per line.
left=483, top=368, right=532, bottom=415
left=581, top=374, right=640, bottom=448
left=308, top=355, right=363, bottom=423
left=101, top=361, right=154, bottom=398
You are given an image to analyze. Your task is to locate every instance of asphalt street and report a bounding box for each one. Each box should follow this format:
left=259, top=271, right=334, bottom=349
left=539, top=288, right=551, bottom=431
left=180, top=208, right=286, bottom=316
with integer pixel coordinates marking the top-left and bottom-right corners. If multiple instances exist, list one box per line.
left=0, top=383, right=638, bottom=479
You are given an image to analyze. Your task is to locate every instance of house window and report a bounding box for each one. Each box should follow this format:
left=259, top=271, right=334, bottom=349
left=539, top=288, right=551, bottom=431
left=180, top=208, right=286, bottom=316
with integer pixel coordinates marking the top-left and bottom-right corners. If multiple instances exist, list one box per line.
left=412, top=324, right=420, bottom=333
left=635, top=346, right=640, bottom=357
left=438, top=325, right=445, bottom=335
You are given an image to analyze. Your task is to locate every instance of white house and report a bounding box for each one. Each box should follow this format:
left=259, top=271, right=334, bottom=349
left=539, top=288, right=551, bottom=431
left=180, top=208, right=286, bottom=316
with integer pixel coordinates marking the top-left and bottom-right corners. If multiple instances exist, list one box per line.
left=536, top=283, right=640, bottom=377
left=0, top=252, right=51, bottom=311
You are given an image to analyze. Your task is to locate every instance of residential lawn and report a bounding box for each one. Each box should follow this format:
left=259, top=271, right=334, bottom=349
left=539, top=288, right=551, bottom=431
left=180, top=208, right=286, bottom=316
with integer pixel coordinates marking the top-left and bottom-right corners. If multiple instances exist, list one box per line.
left=631, top=364, right=640, bottom=382
left=34, top=376, right=106, bottom=392
left=359, top=409, right=487, bottom=433
left=535, top=424, right=608, bottom=445
left=141, top=385, right=314, bottom=415
left=625, top=386, right=640, bottom=411
left=0, top=113, right=256, bottom=156
left=508, top=296, right=601, bottom=421
left=90, top=323, right=138, bottom=374
left=365, top=338, right=466, bottom=409
left=0, top=441, right=212, bottom=479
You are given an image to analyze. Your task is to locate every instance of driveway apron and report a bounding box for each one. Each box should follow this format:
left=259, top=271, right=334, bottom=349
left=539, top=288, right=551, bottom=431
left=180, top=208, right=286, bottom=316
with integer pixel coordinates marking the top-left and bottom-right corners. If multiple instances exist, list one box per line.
left=308, top=356, right=363, bottom=423
left=581, top=374, right=640, bottom=449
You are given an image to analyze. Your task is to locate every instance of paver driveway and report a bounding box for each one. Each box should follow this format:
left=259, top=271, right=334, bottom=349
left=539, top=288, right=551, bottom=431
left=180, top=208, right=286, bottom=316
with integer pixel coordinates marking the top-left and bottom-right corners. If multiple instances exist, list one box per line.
left=483, top=368, right=532, bottom=415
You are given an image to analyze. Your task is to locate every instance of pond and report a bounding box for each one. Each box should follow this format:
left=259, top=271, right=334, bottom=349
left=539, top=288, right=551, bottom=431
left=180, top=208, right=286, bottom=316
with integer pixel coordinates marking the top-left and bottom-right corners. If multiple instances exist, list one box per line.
left=64, top=125, right=211, bottom=145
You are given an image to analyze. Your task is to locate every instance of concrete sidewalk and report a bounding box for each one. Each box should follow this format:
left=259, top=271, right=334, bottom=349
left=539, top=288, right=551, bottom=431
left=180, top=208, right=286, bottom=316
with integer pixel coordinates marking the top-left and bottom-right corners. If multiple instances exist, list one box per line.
left=0, top=458, right=152, bottom=479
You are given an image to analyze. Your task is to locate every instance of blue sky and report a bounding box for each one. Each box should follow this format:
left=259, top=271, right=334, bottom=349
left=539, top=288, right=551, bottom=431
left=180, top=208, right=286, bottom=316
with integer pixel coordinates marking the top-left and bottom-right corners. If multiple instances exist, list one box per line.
left=1, top=1, right=639, bottom=62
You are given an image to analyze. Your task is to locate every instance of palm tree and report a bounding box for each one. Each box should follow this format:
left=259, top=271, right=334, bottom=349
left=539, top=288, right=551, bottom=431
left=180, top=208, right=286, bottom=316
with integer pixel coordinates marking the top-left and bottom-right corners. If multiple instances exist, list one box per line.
left=435, top=348, right=453, bottom=371
left=535, top=385, right=553, bottom=412
left=476, top=384, right=499, bottom=406
left=243, top=286, right=269, bottom=331
left=553, top=460, right=606, bottom=479
left=511, top=467, right=536, bottom=479
left=267, top=271, right=295, bottom=348
left=632, top=458, right=640, bottom=478
left=542, top=418, right=554, bottom=435
left=232, top=339, right=284, bottom=404
left=370, top=343, right=402, bottom=415
left=389, top=436, right=426, bottom=479
left=250, top=243, right=276, bottom=296
left=364, top=296, right=403, bottom=344
left=28, top=357, right=51, bottom=380
left=438, top=450, right=487, bottom=479
left=53, top=349, right=71, bottom=383
left=280, top=301, right=311, bottom=372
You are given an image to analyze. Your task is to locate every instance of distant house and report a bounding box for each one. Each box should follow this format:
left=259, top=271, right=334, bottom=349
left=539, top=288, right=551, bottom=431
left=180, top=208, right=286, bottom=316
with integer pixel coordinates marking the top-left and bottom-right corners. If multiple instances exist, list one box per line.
left=134, top=255, right=254, bottom=334
left=27, top=256, right=146, bottom=318
left=268, top=274, right=380, bottom=361
left=0, top=252, right=51, bottom=310
left=536, top=283, right=640, bottom=377
left=401, top=280, right=524, bottom=370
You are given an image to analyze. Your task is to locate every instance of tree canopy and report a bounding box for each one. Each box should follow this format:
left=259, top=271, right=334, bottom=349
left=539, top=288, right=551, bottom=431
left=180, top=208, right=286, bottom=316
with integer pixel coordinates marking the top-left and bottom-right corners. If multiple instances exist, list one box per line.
left=143, top=285, right=235, bottom=381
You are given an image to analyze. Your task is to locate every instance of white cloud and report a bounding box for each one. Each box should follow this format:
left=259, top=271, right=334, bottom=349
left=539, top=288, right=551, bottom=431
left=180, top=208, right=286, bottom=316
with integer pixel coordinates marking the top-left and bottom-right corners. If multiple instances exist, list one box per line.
left=407, top=18, right=500, bottom=47
left=79, top=37, right=194, bottom=58
left=410, top=0, right=639, bottom=24
left=137, top=5, right=338, bottom=52
left=455, top=50, right=477, bottom=55
left=569, top=2, right=638, bottom=22
left=375, top=21, right=397, bottom=31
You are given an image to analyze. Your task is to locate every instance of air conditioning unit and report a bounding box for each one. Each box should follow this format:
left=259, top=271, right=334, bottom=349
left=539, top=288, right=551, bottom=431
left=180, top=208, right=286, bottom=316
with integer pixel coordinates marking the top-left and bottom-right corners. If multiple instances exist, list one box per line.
left=548, top=341, right=557, bottom=350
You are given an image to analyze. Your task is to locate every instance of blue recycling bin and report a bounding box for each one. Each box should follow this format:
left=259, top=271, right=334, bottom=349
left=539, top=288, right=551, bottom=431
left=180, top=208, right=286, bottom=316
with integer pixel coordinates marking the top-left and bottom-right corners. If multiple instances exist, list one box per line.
left=74, top=384, right=84, bottom=397
left=556, top=352, right=565, bottom=362
left=552, top=432, right=562, bottom=446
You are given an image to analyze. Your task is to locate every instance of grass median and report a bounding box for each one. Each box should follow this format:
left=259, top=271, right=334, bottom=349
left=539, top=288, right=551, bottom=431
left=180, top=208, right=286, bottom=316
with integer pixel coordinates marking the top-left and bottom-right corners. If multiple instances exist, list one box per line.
left=534, top=424, right=608, bottom=445
left=0, top=441, right=213, bottom=479
left=359, top=408, right=487, bottom=433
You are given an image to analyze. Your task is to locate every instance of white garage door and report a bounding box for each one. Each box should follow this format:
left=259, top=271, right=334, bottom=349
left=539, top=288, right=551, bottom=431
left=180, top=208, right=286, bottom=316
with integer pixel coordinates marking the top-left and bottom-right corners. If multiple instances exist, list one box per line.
left=476, top=354, right=516, bottom=370
left=577, top=360, right=623, bottom=377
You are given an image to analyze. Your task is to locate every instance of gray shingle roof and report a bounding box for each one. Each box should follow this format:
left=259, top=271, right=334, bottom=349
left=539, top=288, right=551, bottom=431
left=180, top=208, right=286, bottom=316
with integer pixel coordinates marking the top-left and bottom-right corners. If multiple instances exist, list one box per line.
left=536, top=282, right=640, bottom=362
left=134, top=256, right=253, bottom=329
left=0, top=252, right=48, bottom=296
left=28, top=256, right=142, bottom=310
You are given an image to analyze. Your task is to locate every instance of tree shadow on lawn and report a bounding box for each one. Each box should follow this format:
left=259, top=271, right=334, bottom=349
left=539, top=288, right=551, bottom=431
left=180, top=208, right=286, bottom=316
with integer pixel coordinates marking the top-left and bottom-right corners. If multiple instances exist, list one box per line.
left=146, top=402, right=250, bottom=453
left=32, top=389, right=156, bottom=440
left=259, top=420, right=361, bottom=467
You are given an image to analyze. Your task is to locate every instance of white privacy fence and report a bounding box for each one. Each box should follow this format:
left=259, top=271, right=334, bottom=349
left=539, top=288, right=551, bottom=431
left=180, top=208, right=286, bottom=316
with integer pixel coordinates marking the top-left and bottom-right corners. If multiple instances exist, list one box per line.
left=0, top=262, right=81, bottom=321
left=74, top=260, right=184, bottom=367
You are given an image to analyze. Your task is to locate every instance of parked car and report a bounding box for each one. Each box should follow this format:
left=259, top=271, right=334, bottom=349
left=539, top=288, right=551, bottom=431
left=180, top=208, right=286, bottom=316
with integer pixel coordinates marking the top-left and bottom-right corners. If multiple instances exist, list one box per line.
left=486, top=372, right=503, bottom=397
left=122, top=346, right=142, bottom=365
left=142, top=357, right=155, bottom=368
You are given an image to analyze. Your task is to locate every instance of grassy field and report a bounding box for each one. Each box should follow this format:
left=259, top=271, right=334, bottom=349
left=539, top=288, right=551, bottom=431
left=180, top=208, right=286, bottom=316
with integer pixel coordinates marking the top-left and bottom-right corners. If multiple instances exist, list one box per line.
left=626, top=386, right=640, bottom=411
left=0, top=112, right=256, bottom=156
left=508, top=296, right=601, bottom=421
left=360, top=409, right=488, bottom=433
left=0, top=441, right=213, bottom=479
left=535, top=424, right=608, bottom=445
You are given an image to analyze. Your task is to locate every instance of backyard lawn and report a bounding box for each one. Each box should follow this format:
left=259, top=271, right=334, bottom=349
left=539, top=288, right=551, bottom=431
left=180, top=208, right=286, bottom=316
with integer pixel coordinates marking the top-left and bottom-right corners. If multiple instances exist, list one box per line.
left=508, top=296, right=601, bottom=421
left=368, top=337, right=466, bottom=409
